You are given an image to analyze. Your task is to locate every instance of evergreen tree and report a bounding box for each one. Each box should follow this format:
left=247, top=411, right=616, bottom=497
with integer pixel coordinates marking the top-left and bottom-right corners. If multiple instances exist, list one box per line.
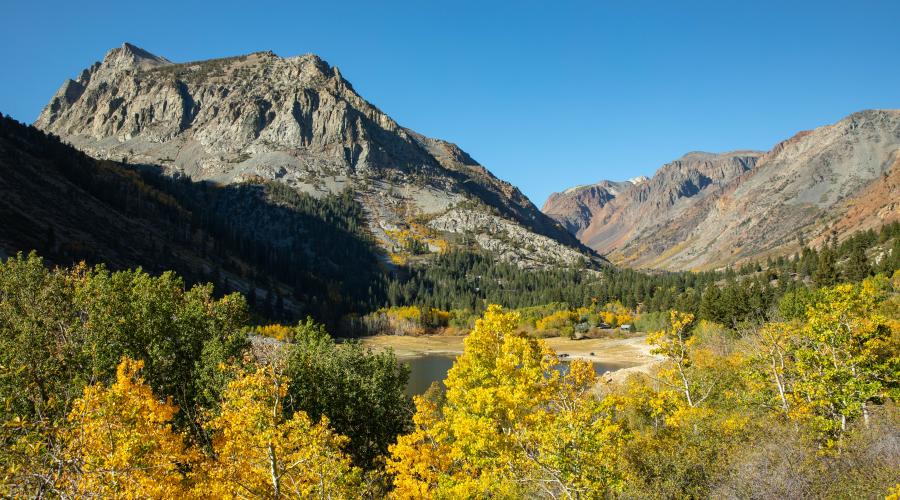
left=844, top=243, right=871, bottom=282
left=699, top=284, right=725, bottom=324
left=880, top=237, right=900, bottom=274
left=813, top=246, right=838, bottom=288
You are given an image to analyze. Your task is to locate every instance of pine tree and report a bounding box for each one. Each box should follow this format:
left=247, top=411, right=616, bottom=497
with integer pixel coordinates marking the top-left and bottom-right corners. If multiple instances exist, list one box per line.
left=844, top=243, right=871, bottom=282
left=813, top=246, right=838, bottom=288
left=881, top=237, right=900, bottom=274
left=699, top=284, right=724, bottom=324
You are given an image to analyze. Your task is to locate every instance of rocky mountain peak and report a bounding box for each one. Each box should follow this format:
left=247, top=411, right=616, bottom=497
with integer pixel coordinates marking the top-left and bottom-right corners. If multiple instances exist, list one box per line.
left=35, top=43, right=592, bottom=269
left=544, top=111, right=900, bottom=270
left=102, top=42, right=172, bottom=71
left=627, top=176, right=649, bottom=185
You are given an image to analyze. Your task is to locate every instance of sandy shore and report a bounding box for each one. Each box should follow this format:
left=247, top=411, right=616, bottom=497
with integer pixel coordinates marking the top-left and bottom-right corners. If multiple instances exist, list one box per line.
left=359, top=334, right=662, bottom=382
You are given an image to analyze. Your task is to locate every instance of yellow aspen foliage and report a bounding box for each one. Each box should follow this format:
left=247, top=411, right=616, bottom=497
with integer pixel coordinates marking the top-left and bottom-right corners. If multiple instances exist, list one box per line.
left=600, top=310, right=616, bottom=326
left=648, top=311, right=702, bottom=407
left=196, top=365, right=363, bottom=498
left=535, top=309, right=576, bottom=331
left=887, top=483, right=900, bottom=500
left=392, top=305, right=422, bottom=322
left=255, top=323, right=293, bottom=341
left=59, top=357, right=197, bottom=498
left=387, top=305, right=625, bottom=498
left=785, top=280, right=899, bottom=445
left=744, top=322, right=798, bottom=416
left=644, top=313, right=752, bottom=438
left=428, top=308, right=450, bottom=323
left=616, top=313, right=634, bottom=326
left=388, top=252, right=408, bottom=265
left=430, top=238, right=450, bottom=253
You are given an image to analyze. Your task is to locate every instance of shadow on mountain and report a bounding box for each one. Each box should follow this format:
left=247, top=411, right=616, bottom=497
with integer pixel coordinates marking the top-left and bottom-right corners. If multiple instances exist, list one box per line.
left=0, top=113, right=386, bottom=329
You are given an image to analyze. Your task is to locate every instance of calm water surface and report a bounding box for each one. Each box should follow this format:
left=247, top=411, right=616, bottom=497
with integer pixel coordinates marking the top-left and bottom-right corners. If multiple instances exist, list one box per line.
left=403, top=354, right=626, bottom=396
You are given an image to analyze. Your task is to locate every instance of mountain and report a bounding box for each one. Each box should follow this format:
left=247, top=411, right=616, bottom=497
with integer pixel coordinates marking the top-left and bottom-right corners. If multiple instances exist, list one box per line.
left=544, top=178, right=655, bottom=236
left=0, top=112, right=393, bottom=325
left=35, top=43, right=595, bottom=269
left=544, top=110, right=900, bottom=270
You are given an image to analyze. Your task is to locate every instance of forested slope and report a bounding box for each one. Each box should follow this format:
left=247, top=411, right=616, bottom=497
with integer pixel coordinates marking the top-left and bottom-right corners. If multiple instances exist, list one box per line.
left=0, top=113, right=384, bottom=324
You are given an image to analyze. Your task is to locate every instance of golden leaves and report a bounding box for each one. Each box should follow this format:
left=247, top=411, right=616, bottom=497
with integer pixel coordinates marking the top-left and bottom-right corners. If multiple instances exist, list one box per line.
left=54, top=359, right=363, bottom=499
left=60, top=357, right=197, bottom=498
left=387, top=305, right=626, bottom=498
left=197, top=365, right=362, bottom=498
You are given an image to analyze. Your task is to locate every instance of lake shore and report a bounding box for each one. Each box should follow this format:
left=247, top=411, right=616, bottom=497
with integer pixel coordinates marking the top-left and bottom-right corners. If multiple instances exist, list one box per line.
left=358, top=334, right=662, bottom=383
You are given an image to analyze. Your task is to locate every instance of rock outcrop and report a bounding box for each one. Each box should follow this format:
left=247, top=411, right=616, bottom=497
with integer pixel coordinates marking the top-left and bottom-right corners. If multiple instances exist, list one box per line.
left=37, top=43, right=592, bottom=268
left=427, top=209, right=591, bottom=268
left=544, top=110, right=900, bottom=270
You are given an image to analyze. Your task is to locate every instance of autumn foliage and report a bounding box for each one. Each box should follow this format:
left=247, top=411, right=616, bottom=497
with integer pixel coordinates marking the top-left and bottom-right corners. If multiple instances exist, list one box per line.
left=2, top=251, right=899, bottom=498
left=59, top=358, right=198, bottom=498
left=34, top=359, right=365, bottom=498
left=387, top=305, right=626, bottom=497
left=197, top=365, right=362, bottom=497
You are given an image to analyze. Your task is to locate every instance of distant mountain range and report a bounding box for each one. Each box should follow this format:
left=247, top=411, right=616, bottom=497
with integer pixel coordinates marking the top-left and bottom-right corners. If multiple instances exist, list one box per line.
left=543, top=110, right=900, bottom=270
left=7, top=42, right=898, bottom=281
left=34, top=43, right=597, bottom=269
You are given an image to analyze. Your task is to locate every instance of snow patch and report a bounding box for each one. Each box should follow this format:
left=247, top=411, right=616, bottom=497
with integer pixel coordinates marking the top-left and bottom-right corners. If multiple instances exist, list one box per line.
left=627, top=176, right=649, bottom=185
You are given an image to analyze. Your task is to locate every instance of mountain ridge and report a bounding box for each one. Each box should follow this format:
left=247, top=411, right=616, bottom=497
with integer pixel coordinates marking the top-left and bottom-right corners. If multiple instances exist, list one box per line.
left=36, top=43, right=596, bottom=269
left=544, top=110, right=900, bottom=270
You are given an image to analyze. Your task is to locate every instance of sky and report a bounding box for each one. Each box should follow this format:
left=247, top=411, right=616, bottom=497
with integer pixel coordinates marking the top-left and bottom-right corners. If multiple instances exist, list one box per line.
left=2, top=1, right=900, bottom=205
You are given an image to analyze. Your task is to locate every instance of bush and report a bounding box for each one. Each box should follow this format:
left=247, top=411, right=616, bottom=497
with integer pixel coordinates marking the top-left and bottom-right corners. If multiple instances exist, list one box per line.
left=634, top=311, right=668, bottom=332
left=282, top=318, right=412, bottom=468
left=535, top=309, right=577, bottom=334
left=0, top=252, right=248, bottom=432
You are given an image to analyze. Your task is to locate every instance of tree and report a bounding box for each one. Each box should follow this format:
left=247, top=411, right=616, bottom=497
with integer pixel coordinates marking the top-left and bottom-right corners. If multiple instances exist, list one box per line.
left=387, top=305, right=626, bottom=498
left=198, top=365, right=363, bottom=498
left=879, top=237, right=900, bottom=274
left=786, top=279, right=898, bottom=444
left=813, top=246, right=839, bottom=288
left=844, top=243, right=871, bottom=282
left=0, top=253, right=248, bottom=494
left=282, top=318, right=412, bottom=468
left=748, top=278, right=899, bottom=446
left=745, top=323, right=797, bottom=415
left=647, top=311, right=705, bottom=408
left=699, top=284, right=724, bottom=324
left=58, top=358, right=197, bottom=498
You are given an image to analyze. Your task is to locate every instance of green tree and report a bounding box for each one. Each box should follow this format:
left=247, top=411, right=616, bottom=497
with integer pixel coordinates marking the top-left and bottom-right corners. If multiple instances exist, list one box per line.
left=814, top=246, right=839, bottom=288
left=787, top=280, right=898, bottom=444
left=699, top=284, right=725, bottom=324
left=0, top=253, right=249, bottom=495
left=844, top=243, right=871, bottom=282
left=281, top=318, right=412, bottom=468
left=880, top=237, right=900, bottom=274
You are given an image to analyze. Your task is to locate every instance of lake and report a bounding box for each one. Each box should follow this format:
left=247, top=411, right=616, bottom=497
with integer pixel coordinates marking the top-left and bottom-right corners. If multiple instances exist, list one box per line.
left=402, top=354, right=627, bottom=396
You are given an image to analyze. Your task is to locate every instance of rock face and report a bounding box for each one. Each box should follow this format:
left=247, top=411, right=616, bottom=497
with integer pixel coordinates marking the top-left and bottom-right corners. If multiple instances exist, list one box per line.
left=544, top=110, right=900, bottom=270
left=427, top=209, right=590, bottom=268
left=543, top=180, right=632, bottom=236
left=37, top=43, right=592, bottom=268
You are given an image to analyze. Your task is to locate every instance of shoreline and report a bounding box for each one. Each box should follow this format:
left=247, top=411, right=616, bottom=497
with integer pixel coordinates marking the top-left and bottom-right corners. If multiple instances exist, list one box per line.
left=358, top=334, right=662, bottom=383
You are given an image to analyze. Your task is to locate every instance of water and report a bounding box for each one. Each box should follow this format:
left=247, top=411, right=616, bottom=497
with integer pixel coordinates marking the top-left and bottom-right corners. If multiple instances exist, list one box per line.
left=404, top=355, right=456, bottom=396
left=402, top=354, right=626, bottom=396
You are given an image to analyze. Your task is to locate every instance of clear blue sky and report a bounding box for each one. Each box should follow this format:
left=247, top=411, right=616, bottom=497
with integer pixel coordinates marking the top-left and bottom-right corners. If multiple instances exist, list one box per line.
left=3, top=1, right=899, bottom=205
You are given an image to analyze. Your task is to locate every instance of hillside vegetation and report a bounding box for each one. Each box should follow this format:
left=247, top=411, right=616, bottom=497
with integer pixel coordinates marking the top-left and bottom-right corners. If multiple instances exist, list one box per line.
left=1, top=250, right=898, bottom=497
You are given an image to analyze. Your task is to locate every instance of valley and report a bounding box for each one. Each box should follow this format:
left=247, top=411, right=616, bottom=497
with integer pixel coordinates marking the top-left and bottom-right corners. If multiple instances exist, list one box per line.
left=1, top=31, right=899, bottom=499
left=544, top=111, right=900, bottom=270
